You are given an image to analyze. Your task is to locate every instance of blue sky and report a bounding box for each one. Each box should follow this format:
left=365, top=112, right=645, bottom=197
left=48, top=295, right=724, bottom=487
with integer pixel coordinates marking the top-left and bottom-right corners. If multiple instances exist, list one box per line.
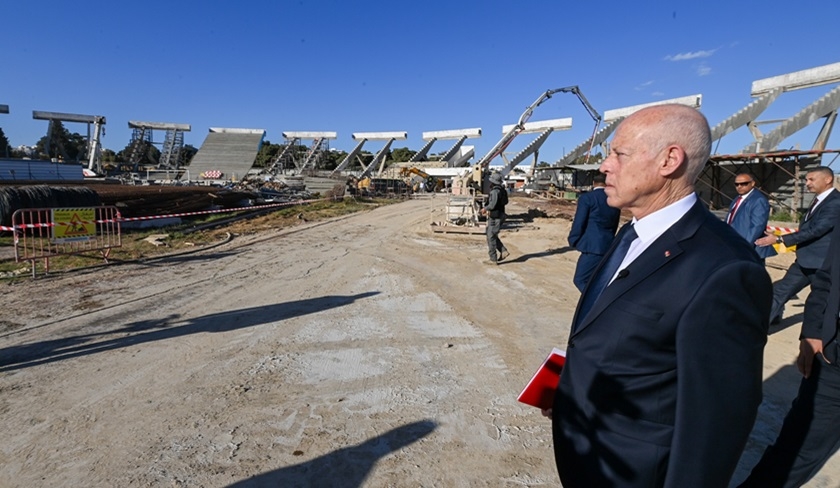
left=2, top=0, right=839, bottom=166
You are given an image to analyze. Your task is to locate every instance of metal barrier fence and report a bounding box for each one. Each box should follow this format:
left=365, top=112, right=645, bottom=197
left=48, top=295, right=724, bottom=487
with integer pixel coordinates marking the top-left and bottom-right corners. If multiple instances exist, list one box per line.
left=12, top=206, right=121, bottom=277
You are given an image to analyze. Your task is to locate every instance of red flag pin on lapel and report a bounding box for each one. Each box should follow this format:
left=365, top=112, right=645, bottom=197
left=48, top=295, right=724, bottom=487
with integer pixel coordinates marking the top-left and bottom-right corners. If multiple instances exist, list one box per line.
left=664, top=250, right=671, bottom=257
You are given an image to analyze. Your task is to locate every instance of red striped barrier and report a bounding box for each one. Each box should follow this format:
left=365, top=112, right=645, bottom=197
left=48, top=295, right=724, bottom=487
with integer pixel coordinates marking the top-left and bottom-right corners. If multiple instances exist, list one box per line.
left=766, top=225, right=798, bottom=234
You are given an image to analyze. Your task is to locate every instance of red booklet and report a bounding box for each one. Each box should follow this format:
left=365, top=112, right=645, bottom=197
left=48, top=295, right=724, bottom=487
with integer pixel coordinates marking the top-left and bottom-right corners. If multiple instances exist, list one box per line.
left=517, top=348, right=566, bottom=409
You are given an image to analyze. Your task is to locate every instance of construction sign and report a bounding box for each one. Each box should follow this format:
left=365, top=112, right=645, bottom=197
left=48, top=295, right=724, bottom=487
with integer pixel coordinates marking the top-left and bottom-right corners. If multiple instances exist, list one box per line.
left=52, top=208, right=96, bottom=243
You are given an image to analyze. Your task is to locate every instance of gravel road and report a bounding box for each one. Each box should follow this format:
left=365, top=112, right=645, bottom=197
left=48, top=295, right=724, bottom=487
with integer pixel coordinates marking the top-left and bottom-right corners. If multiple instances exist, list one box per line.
left=0, top=197, right=837, bottom=487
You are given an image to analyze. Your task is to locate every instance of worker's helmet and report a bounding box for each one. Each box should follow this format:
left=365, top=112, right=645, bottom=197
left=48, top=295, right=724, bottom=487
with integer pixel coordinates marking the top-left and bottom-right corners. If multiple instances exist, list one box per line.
left=489, top=172, right=503, bottom=185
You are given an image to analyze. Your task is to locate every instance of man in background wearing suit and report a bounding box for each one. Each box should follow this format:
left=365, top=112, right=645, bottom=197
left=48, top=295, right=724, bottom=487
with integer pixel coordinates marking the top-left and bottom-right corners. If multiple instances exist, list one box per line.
left=728, top=173, right=776, bottom=262
left=755, top=166, right=840, bottom=324
left=739, top=185, right=840, bottom=487
left=550, top=104, right=772, bottom=487
left=568, top=173, right=621, bottom=291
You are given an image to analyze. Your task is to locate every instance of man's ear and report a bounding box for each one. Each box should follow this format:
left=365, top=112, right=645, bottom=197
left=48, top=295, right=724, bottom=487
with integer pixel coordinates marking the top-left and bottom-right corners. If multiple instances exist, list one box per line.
left=659, top=145, right=686, bottom=177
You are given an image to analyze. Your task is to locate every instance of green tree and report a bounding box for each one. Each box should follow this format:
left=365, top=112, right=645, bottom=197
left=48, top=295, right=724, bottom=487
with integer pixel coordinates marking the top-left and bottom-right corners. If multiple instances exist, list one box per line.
left=571, top=153, right=603, bottom=165
left=0, top=127, right=11, bottom=158
left=254, top=140, right=283, bottom=168
left=100, top=148, right=117, bottom=162
left=390, top=147, right=416, bottom=163
left=179, top=144, right=198, bottom=167
left=321, top=150, right=346, bottom=171
left=116, top=140, right=161, bottom=167
left=35, top=121, right=88, bottom=162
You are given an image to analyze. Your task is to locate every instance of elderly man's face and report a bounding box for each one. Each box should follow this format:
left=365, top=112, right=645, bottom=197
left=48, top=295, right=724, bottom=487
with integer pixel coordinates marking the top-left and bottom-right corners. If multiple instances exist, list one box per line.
left=599, top=121, right=664, bottom=212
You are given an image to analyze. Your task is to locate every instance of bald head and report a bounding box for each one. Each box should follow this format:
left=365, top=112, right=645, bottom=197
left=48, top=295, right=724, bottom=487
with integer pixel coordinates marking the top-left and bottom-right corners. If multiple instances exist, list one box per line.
left=622, top=104, right=712, bottom=183
left=599, top=104, right=712, bottom=218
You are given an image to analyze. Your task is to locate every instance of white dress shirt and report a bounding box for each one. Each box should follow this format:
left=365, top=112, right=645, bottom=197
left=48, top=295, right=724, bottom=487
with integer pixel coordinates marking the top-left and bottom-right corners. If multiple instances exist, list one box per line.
left=609, top=194, right=696, bottom=284
left=808, top=188, right=834, bottom=218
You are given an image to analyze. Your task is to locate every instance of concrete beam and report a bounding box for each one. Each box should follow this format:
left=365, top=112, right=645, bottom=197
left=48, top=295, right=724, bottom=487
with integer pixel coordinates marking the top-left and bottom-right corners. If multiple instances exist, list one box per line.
left=129, top=120, right=191, bottom=131
left=352, top=131, right=407, bottom=141
left=752, top=62, right=840, bottom=96
left=421, top=128, right=482, bottom=140
left=33, top=110, right=105, bottom=124
left=501, top=118, right=572, bottom=134
left=0, top=104, right=8, bottom=114
left=282, top=131, right=337, bottom=139
left=604, top=94, right=702, bottom=122
left=331, top=139, right=366, bottom=174
left=409, top=138, right=437, bottom=162
left=209, top=128, right=265, bottom=135
left=742, top=85, right=840, bottom=153
left=710, top=89, right=782, bottom=143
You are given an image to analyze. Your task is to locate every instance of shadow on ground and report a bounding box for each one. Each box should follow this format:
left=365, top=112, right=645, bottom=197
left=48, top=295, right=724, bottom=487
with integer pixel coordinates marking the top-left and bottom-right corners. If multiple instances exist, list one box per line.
left=227, top=420, right=437, bottom=488
left=0, top=291, right=380, bottom=372
left=500, top=246, right=575, bottom=265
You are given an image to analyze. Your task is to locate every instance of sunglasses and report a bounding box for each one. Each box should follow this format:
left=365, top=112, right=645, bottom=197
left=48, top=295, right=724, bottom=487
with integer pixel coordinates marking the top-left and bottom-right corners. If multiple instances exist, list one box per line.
left=734, top=182, right=753, bottom=187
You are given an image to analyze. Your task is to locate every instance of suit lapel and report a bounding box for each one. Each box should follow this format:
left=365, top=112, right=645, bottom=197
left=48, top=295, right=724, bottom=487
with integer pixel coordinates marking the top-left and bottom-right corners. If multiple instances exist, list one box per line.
left=572, top=201, right=706, bottom=337
left=808, top=189, right=839, bottom=222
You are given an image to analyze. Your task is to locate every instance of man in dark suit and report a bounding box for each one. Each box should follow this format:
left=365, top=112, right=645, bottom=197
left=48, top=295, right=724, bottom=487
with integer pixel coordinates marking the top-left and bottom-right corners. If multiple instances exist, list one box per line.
left=728, top=173, right=776, bottom=262
left=755, top=166, right=840, bottom=323
left=568, top=173, right=621, bottom=291
left=738, top=191, right=840, bottom=487
left=549, top=104, right=772, bottom=487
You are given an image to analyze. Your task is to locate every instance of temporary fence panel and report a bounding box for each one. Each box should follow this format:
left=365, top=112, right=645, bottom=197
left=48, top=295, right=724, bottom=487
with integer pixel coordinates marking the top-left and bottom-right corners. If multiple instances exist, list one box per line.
left=12, top=206, right=121, bottom=276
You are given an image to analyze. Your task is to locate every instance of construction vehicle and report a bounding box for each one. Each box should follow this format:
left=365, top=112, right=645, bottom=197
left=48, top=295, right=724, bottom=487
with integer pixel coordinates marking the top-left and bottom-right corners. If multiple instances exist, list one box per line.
left=346, top=175, right=372, bottom=196
left=399, top=167, right=443, bottom=192
left=439, top=86, right=602, bottom=230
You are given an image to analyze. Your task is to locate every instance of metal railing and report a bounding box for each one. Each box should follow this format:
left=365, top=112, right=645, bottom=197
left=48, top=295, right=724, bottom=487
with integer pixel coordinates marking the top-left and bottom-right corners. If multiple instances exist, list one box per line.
left=12, top=206, right=121, bottom=277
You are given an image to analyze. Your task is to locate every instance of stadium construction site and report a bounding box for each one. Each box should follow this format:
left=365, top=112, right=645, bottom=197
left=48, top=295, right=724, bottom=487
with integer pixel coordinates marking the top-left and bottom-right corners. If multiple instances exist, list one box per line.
left=1, top=62, right=840, bottom=486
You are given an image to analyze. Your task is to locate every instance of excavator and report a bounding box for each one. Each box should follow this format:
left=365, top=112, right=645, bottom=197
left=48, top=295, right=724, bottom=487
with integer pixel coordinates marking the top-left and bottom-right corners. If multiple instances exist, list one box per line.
left=441, top=86, right=602, bottom=230
left=399, top=167, right=443, bottom=193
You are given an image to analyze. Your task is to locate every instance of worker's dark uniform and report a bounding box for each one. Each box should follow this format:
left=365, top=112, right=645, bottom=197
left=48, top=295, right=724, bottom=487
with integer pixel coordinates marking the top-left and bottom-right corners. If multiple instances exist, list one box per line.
left=485, top=183, right=508, bottom=262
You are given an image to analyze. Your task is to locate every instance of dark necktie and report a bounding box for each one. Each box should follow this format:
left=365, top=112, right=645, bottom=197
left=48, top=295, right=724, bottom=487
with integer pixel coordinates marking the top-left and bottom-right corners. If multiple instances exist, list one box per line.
left=727, top=196, right=742, bottom=224
left=806, top=197, right=819, bottom=220
left=577, top=223, right=638, bottom=323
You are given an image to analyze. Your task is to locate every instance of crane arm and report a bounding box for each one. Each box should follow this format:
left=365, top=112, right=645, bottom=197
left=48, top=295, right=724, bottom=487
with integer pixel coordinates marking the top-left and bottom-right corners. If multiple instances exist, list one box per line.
left=474, top=86, right=602, bottom=170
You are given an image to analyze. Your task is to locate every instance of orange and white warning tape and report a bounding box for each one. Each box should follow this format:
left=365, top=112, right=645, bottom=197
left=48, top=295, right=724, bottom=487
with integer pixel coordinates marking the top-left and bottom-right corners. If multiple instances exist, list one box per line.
left=766, top=225, right=798, bottom=234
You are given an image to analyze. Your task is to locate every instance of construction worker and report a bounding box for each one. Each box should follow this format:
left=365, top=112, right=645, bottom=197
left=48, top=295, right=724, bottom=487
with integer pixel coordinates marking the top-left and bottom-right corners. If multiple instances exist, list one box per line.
left=481, top=172, right=510, bottom=265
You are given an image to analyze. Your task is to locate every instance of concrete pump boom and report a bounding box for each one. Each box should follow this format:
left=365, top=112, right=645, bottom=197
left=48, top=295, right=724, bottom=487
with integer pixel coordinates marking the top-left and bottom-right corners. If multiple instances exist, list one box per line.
left=474, top=86, right=601, bottom=171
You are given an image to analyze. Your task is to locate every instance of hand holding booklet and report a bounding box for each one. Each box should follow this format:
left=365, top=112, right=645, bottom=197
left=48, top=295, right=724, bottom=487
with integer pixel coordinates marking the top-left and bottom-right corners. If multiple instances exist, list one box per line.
left=517, top=348, right=566, bottom=410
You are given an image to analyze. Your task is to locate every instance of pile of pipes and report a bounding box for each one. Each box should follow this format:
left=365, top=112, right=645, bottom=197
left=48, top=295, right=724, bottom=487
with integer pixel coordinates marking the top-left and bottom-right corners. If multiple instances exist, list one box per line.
left=0, top=185, right=100, bottom=227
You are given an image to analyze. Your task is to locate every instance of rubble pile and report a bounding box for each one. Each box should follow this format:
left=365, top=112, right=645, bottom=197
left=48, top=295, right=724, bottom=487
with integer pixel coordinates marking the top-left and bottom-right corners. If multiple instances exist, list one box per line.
left=233, top=177, right=314, bottom=202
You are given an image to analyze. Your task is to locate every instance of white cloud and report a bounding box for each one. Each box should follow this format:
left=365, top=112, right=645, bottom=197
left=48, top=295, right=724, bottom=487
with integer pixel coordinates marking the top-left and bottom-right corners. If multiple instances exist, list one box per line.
left=634, top=80, right=654, bottom=91
left=663, top=49, right=717, bottom=61
left=697, top=63, right=712, bottom=76
left=651, top=91, right=665, bottom=97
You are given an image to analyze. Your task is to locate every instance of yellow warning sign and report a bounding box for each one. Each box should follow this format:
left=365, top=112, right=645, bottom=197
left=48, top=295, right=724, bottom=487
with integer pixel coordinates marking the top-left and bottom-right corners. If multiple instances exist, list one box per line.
left=52, top=208, right=96, bottom=242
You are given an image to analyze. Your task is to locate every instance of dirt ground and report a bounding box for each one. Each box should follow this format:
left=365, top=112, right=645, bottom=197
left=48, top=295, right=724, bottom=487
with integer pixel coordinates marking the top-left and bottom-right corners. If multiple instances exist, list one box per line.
left=0, top=197, right=838, bottom=487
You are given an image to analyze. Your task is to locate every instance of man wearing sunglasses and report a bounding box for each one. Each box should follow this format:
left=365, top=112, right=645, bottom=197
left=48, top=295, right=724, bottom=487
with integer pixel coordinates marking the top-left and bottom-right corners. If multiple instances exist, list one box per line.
left=727, top=173, right=776, bottom=262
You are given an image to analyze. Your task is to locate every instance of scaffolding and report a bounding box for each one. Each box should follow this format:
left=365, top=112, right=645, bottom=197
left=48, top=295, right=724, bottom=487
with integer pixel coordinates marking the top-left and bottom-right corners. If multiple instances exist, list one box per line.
left=279, top=131, right=337, bottom=174
left=700, top=62, right=840, bottom=219
left=126, top=121, right=191, bottom=172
